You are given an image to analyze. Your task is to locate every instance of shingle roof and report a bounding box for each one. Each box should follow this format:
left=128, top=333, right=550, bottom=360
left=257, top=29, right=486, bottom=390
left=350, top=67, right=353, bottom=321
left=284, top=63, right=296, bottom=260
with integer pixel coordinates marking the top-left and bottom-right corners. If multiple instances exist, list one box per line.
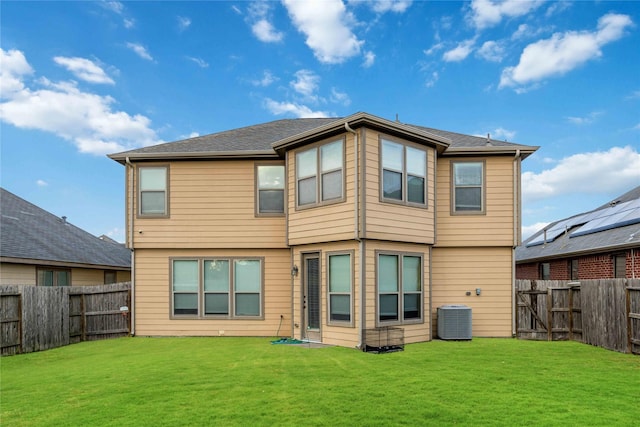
left=0, top=188, right=131, bottom=268
left=109, top=113, right=537, bottom=161
left=516, top=185, right=640, bottom=263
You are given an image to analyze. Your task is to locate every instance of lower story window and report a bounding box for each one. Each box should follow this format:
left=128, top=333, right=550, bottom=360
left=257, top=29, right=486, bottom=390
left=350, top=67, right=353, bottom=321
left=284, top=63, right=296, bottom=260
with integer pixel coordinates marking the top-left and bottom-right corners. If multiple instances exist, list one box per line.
left=327, top=253, right=352, bottom=324
left=172, top=258, right=263, bottom=318
left=377, top=253, right=423, bottom=324
left=37, top=268, right=71, bottom=286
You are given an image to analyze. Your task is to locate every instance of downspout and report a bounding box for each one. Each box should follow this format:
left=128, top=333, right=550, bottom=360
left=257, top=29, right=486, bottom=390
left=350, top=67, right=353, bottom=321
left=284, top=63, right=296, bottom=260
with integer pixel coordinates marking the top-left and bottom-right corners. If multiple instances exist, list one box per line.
left=125, top=156, right=135, bottom=336
left=512, top=149, right=521, bottom=337
left=345, top=122, right=364, bottom=348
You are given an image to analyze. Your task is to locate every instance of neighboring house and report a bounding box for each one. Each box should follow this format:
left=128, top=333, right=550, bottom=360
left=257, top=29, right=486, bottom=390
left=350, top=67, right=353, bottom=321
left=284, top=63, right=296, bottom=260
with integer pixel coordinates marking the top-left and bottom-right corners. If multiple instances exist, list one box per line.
left=109, top=112, right=537, bottom=348
left=0, top=188, right=131, bottom=286
left=516, top=185, right=640, bottom=280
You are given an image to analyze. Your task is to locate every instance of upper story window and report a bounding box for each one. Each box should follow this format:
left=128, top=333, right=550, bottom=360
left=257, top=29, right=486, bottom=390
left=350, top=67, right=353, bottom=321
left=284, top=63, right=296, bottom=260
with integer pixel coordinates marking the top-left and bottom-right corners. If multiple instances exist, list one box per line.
left=256, top=164, right=285, bottom=215
left=381, top=139, right=427, bottom=206
left=452, top=161, right=484, bottom=214
left=139, top=166, right=169, bottom=217
left=296, top=139, right=344, bottom=208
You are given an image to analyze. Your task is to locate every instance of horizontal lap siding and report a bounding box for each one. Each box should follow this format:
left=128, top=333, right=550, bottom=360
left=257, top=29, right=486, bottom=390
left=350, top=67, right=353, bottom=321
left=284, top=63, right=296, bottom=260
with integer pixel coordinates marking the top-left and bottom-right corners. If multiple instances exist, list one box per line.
left=134, top=248, right=291, bottom=337
left=0, top=263, right=35, bottom=285
left=133, top=160, right=286, bottom=249
left=291, top=241, right=360, bottom=348
left=431, top=247, right=513, bottom=337
left=436, top=157, right=515, bottom=246
left=288, top=135, right=356, bottom=246
left=71, top=268, right=106, bottom=286
left=363, top=129, right=436, bottom=244
left=364, top=241, right=431, bottom=344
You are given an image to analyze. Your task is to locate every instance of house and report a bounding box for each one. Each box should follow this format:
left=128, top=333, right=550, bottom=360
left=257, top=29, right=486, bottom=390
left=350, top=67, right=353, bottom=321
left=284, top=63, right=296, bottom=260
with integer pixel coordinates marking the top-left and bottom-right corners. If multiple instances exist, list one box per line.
left=108, top=112, right=537, bottom=348
left=516, top=185, right=640, bottom=280
left=0, top=188, right=131, bottom=286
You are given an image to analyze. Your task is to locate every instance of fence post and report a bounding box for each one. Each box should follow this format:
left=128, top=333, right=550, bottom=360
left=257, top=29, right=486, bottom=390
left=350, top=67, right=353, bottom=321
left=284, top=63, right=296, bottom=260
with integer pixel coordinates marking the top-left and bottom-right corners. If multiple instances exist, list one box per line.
left=81, top=294, right=86, bottom=342
left=547, top=289, right=552, bottom=341
left=627, top=286, right=632, bottom=354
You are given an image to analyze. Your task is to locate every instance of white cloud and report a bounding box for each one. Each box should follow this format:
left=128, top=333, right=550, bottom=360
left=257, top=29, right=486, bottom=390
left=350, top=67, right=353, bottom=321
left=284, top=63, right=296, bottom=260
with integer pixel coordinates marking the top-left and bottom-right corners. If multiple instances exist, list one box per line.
left=521, top=221, right=550, bottom=240
left=476, top=40, right=505, bottom=62
left=53, top=56, right=115, bottom=84
left=126, top=42, right=154, bottom=61
left=362, top=51, right=375, bottom=68
left=186, top=56, right=209, bottom=68
left=0, top=49, right=161, bottom=155
left=36, top=179, right=49, bottom=187
left=500, top=13, right=633, bottom=90
left=0, top=49, right=33, bottom=97
left=545, top=1, right=571, bottom=18
left=522, top=146, right=640, bottom=203
left=511, top=23, right=550, bottom=41
left=330, top=88, right=351, bottom=106
left=123, top=18, right=135, bottom=29
left=424, top=42, right=444, bottom=56
left=248, top=1, right=284, bottom=43
left=491, top=127, right=516, bottom=141
left=467, top=0, right=544, bottom=30
left=264, top=98, right=330, bottom=118
left=283, top=0, right=363, bottom=64
left=291, top=69, right=320, bottom=99
left=443, top=38, right=475, bottom=62
left=566, top=111, right=603, bottom=125
left=626, top=90, right=640, bottom=100
left=100, top=1, right=123, bottom=15
left=369, top=0, right=412, bottom=14
left=178, top=16, right=191, bottom=32
left=252, top=70, right=278, bottom=87
left=425, top=71, right=439, bottom=88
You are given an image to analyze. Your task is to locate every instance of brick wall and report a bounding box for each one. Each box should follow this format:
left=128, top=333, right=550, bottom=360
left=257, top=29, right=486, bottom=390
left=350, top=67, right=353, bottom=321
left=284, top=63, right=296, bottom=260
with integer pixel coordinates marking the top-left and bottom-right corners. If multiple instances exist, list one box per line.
left=516, top=248, right=640, bottom=280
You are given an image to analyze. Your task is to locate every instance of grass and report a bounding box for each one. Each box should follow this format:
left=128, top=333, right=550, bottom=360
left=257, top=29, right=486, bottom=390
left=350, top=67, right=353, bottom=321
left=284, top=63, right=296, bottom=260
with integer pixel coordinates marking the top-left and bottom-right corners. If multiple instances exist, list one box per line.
left=1, top=338, right=639, bottom=426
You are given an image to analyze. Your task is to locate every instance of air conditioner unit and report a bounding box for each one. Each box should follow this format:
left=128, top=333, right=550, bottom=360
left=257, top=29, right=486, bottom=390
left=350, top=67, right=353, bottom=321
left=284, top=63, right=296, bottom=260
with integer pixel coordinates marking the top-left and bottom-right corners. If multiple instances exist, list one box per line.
left=437, top=305, right=472, bottom=340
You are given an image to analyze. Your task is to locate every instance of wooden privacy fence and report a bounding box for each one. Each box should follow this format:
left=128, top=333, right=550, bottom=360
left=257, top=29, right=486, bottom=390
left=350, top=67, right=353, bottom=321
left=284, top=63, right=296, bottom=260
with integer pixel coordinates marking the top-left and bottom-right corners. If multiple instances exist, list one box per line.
left=0, top=282, right=130, bottom=356
left=516, top=279, right=640, bottom=354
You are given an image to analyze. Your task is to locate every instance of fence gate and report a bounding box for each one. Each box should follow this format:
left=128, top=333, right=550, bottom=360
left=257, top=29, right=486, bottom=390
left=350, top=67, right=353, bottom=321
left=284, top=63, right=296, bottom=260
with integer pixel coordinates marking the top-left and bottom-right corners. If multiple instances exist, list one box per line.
left=628, top=287, right=640, bottom=355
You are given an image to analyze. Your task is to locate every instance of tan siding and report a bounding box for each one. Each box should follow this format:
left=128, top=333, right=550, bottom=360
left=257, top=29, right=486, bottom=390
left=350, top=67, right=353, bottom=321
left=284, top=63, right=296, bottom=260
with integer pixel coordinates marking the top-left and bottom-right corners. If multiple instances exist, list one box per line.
left=71, top=268, right=107, bottom=286
left=363, top=129, right=436, bottom=244
left=291, top=241, right=361, bottom=348
left=435, top=156, right=515, bottom=246
left=0, top=263, right=36, bottom=285
left=133, top=248, right=292, bottom=337
left=132, top=160, right=287, bottom=249
left=363, top=240, right=431, bottom=344
left=431, top=247, right=513, bottom=337
left=288, top=135, right=356, bottom=246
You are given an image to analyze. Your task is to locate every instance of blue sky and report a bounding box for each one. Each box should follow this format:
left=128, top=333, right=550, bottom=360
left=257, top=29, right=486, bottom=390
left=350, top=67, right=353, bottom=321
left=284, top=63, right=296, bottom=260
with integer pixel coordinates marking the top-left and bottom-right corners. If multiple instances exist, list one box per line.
left=1, top=0, right=639, bottom=243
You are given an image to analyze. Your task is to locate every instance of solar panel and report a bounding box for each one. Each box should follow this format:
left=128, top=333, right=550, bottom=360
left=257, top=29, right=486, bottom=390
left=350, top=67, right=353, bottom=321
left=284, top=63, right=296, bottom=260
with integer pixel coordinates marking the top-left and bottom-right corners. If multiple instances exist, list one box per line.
left=570, top=202, right=640, bottom=238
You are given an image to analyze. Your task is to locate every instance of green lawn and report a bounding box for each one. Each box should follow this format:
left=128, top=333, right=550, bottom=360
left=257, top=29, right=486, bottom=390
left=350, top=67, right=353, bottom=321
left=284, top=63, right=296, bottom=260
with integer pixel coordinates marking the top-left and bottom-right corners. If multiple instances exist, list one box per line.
left=2, top=338, right=639, bottom=426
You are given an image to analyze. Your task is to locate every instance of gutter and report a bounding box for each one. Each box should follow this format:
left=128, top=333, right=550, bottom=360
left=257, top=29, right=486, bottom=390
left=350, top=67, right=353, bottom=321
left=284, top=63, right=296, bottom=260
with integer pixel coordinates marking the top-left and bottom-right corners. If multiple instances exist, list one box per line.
left=344, top=122, right=365, bottom=349
left=125, top=156, right=136, bottom=336
left=109, top=150, right=279, bottom=164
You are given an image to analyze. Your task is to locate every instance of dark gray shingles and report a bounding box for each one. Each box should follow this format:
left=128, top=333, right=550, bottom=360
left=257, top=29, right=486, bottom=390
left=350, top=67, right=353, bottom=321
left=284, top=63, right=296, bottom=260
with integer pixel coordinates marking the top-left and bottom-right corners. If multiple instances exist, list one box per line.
left=0, top=188, right=131, bottom=268
left=516, top=185, right=640, bottom=262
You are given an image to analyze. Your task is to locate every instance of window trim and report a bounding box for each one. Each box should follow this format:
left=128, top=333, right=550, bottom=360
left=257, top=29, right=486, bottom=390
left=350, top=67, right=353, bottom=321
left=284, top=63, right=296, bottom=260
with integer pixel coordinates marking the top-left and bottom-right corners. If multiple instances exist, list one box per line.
left=326, top=250, right=355, bottom=327
left=379, top=136, right=428, bottom=208
left=539, top=262, right=550, bottom=280
left=36, top=267, right=71, bottom=287
left=375, top=251, right=424, bottom=327
left=137, top=164, right=170, bottom=218
left=450, top=160, right=486, bottom=215
left=295, top=138, right=346, bottom=210
left=169, top=257, right=265, bottom=319
left=614, top=253, right=626, bottom=278
left=255, top=162, right=286, bottom=217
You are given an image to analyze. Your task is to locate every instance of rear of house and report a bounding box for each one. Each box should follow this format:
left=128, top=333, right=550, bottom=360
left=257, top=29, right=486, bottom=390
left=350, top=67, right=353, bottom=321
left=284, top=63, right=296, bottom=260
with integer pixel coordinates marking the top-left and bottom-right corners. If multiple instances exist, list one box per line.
left=110, top=112, right=537, bottom=347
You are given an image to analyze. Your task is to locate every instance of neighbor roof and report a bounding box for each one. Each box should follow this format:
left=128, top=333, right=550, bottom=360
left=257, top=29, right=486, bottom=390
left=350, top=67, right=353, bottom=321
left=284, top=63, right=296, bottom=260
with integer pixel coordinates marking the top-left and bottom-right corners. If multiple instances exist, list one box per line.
left=0, top=188, right=131, bottom=269
left=109, top=112, right=537, bottom=162
left=516, top=185, right=640, bottom=263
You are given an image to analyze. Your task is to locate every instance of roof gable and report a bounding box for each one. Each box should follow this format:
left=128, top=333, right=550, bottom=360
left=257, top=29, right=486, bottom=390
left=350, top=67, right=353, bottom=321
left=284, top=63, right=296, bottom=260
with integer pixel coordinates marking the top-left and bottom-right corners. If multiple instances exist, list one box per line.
left=0, top=188, right=131, bottom=269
